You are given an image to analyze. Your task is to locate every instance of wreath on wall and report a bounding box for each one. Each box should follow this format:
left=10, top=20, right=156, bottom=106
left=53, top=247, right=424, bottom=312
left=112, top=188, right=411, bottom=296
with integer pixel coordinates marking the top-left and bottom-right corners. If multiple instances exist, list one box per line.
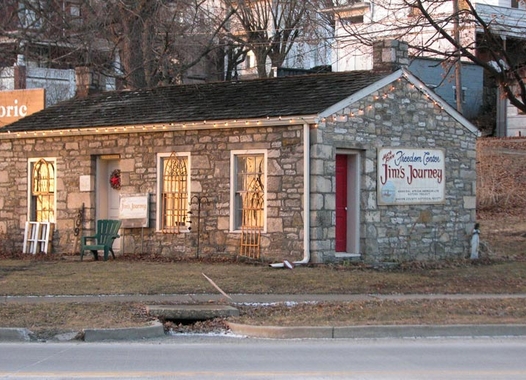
left=109, top=169, right=121, bottom=190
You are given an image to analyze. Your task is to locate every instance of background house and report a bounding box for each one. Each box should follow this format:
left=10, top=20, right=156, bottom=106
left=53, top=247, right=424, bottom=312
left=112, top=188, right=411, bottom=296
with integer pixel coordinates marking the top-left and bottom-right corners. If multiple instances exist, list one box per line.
left=3, top=0, right=524, bottom=137
left=323, top=0, right=526, bottom=136
left=0, top=0, right=226, bottom=108
left=408, top=58, right=483, bottom=121
left=0, top=0, right=117, bottom=105
left=475, top=1, right=526, bottom=136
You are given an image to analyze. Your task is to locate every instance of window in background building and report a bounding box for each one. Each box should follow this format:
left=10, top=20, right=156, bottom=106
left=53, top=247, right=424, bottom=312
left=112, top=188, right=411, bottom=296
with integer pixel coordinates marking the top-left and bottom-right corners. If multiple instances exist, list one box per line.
left=67, top=1, right=82, bottom=25
left=453, top=85, right=467, bottom=103
left=18, top=0, right=43, bottom=29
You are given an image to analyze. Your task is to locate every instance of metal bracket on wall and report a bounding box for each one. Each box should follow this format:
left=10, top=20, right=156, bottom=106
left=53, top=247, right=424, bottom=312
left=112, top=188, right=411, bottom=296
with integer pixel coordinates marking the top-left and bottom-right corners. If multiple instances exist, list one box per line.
left=73, top=203, right=85, bottom=254
left=189, top=195, right=209, bottom=258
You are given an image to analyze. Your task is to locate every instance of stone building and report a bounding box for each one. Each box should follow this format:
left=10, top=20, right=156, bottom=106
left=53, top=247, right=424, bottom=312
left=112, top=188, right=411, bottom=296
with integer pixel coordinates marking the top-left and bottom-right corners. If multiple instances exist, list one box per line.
left=0, top=42, right=479, bottom=264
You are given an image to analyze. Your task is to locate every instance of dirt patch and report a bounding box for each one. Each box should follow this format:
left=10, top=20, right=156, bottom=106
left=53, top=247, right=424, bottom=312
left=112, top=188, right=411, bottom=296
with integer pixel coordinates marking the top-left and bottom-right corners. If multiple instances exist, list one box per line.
left=230, top=298, right=526, bottom=327
left=477, top=138, right=526, bottom=213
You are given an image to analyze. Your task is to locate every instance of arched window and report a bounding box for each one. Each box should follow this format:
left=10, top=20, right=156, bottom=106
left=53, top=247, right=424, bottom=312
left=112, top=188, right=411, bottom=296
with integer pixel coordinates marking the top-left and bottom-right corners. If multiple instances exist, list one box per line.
left=232, top=152, right=266, bottom=259
left=234, top=154, right=265, bottom=231
left=160, top=152, right=189, bottom=233
left=30, top=158, right=55, bottom=222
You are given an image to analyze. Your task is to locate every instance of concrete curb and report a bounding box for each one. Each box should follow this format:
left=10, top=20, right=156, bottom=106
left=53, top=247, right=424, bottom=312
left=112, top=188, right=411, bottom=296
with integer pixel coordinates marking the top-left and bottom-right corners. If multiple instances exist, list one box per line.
left=334, top=324, right=526, bottom=339
left=3, top=323, right=526, bottom=342
left=83, top=321, right=165, bottom=342
left=228, top=323, right=526, bottom=339
left=0, top=328, right=33, bottom=342
left=227, top=323, right=334, bottom=339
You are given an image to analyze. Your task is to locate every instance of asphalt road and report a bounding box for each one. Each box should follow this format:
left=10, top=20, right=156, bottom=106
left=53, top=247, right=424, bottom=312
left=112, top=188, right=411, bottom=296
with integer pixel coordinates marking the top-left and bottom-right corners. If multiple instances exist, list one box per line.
left=1, top=337, right=526, bottom=379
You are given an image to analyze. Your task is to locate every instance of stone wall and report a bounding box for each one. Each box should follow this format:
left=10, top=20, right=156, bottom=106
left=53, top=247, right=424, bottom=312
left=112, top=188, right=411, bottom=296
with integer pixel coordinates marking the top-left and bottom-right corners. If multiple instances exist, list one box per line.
left=310, top=76, right=478, bottom=263
left=0, top=125, right=305, bottom=262
left=0, top=74, right=478, bottom=264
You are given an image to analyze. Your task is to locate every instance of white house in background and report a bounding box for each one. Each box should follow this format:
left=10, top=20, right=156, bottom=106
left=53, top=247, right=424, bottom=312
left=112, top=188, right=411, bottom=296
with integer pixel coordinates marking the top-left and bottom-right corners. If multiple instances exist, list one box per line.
left=325, top=0, right=526, bottom=136
left=328, top=0, right=526, bottom=70
left=227, top=1, right=334, bottom=79
left=0, top=0, right=116, bottom=107
left=0, top=57, right=75, bottom=107
left=475, top=1, right=526, bottom=136
left=0, top=60, right=116, bottom=107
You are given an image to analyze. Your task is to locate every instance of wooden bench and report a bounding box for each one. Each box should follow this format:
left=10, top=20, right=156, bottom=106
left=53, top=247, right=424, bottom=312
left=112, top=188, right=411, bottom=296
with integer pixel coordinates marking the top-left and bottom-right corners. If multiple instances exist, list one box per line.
left=80, top=219, right=121, bottom=261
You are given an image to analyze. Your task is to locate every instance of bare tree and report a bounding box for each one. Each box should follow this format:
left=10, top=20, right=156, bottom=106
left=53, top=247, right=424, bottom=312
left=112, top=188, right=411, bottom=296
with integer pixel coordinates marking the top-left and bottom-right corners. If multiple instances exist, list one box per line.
left=87, top=0, right=236, bottom=88
left=411, top=0, right=526, bottom=115
left=332, top=0, right=526, bottom=117
left=0, top=0, right=88, bottom=67
left=0, top=0, right=235, bottom=90
left=222, top=0, right=333, bottom=78
left=2, top=0, right=336, bottom=87
left=93, top=0, right=162, bottom=89
left=223, top=39, right=249, bottom=80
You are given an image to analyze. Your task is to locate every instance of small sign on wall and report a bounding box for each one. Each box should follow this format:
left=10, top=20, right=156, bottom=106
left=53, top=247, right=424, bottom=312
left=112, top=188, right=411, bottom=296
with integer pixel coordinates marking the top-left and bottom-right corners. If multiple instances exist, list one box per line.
left=377, top=148, right=445, bottom=205
left=119, top=193, right=149, bottom=228
left=79, top=175, right=92, bottom=192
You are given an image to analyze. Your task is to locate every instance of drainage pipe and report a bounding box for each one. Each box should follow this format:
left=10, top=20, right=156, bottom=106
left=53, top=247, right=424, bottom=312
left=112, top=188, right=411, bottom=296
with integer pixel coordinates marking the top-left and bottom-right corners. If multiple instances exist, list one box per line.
left=270, top=122, right=311, bottom=268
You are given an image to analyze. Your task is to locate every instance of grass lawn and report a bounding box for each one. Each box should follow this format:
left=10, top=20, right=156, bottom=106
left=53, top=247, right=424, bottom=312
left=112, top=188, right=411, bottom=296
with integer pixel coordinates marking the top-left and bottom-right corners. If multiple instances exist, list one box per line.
left=0, top=213, right=525, bottom=337
left=1, top=257, right=526, bottom=296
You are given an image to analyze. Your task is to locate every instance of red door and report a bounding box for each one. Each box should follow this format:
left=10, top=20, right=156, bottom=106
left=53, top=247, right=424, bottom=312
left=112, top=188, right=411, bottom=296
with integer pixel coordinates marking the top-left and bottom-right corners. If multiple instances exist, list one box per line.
left=335, top=155, right=347, bottom=252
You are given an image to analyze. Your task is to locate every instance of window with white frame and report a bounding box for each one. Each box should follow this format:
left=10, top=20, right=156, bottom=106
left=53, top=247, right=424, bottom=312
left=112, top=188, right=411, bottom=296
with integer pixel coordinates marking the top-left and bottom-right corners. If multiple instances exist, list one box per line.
left=28, top=158, right=56, bottom=222
left=245, top=51, right=256, bottom=69
left=157, top=152, right=190, bottom=233
left=18, top=0, right=43, bottom=29
left=67, top=1, right=82, bottom=25
left=452, top=85, right=467, bottom=103
left=231, top=151, right=266, bottom=231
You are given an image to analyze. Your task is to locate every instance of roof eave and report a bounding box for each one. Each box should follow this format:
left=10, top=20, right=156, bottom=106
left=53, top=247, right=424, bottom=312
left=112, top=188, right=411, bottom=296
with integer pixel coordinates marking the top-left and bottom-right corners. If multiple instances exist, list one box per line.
left=0, top=115, right=319, bottom=140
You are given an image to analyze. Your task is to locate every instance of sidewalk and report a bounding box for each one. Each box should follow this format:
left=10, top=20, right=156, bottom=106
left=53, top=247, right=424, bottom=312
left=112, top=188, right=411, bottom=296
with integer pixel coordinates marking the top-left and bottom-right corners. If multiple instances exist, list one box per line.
left=2, top=293, right=526, bottom=342
left=5, top=292, right=526, bottom=304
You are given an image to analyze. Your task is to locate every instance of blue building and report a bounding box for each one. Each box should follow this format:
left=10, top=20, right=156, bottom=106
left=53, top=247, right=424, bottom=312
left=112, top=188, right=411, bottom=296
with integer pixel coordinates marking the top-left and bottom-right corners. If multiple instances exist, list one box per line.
left=409, top=58, right=484, bottom=121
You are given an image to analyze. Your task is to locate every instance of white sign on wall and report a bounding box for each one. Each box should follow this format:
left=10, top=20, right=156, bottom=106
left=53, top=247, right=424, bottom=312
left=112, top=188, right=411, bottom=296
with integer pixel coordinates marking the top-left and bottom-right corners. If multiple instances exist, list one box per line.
left=119, top=194, right=149, bottom=228
left=377, top=148, right=445, bottom=205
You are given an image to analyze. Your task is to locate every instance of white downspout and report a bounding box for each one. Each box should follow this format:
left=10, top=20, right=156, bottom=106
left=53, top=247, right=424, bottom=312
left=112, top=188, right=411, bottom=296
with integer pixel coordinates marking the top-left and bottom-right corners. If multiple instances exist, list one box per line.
left=270, top=122, right=311, bottom=267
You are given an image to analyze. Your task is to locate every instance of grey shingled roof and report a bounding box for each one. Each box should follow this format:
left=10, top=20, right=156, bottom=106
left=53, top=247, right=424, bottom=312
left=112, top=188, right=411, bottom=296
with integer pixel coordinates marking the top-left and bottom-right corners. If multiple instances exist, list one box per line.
left=3, top=70, right=389, bottom=132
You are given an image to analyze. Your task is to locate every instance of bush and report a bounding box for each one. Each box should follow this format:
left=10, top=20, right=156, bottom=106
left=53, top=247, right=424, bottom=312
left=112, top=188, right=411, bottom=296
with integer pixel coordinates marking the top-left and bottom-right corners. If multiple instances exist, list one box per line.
left=477, top=138, right=526, bottom=213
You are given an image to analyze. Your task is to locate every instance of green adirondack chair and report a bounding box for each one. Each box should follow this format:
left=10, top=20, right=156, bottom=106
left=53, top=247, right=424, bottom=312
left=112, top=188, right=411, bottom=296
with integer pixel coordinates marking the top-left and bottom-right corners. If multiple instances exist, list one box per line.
left=80, top=219, right=121, bottom=261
